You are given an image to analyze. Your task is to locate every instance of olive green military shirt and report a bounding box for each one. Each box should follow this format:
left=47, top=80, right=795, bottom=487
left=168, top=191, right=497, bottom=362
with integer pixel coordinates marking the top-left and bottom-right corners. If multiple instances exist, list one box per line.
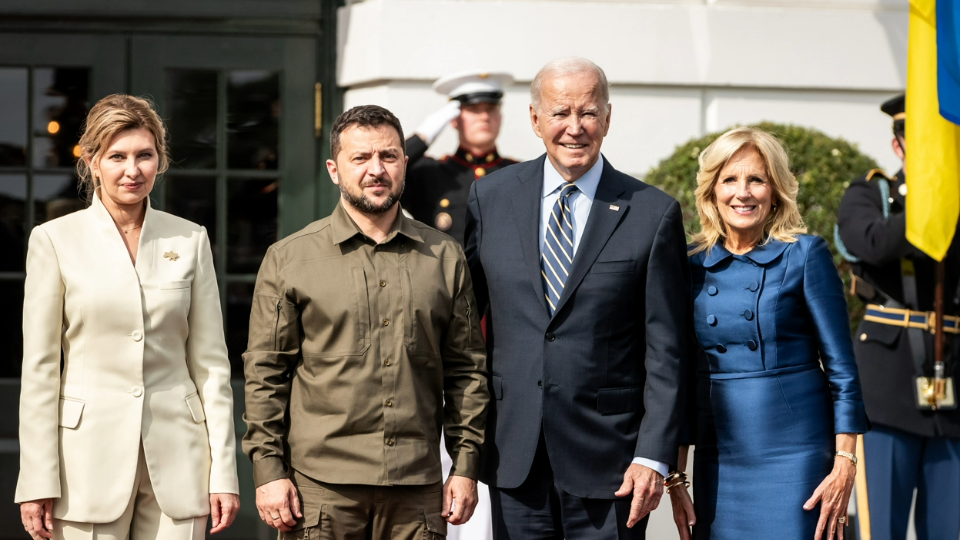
left=242, top=202, right=488, bottom=488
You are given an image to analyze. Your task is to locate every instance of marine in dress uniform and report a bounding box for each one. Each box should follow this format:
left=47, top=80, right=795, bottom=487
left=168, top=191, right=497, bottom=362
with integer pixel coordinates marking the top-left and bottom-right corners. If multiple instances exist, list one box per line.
left=401, top=71, right=519, bottom=246
left=836, top=94, right=960, bottom=540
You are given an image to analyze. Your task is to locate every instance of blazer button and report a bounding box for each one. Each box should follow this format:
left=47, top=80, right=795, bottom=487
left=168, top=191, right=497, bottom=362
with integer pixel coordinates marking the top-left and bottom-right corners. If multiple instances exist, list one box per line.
left=743, top=309, right=754, bottom=321
left=707, top=315, right=717, bottom=326
left=131, top=330, right=143, bottom=342
left=707, top=286, right=718, bottom=296
left=132, top=387, right=143, bottom=397
left=538, top=380, right=543, bottom=388
left=546, top=333, right=556, bottom=342
left=749, top=282, right=760, bottom=292
left=716, top=344, right=727, bottom=354
left=747, top=340, right=758, bottom=351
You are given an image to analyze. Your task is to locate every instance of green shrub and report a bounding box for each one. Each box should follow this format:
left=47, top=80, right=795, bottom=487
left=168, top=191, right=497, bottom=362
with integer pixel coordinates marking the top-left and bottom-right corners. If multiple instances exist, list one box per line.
left=644, top=122, right=881, bottom=324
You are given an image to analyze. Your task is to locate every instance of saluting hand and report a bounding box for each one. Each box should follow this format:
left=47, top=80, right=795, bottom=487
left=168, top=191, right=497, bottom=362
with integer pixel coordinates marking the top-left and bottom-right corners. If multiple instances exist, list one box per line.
left=256, top=478, right=302, bottom=532
left=615, top=463, right=664, bottom=528
left=20, top=498, right=53, bottom=540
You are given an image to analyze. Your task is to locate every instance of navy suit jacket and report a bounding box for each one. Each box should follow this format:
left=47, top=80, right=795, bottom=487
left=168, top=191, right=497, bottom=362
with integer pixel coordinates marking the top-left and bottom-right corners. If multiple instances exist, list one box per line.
left=464, top=155, right=690, bottom=498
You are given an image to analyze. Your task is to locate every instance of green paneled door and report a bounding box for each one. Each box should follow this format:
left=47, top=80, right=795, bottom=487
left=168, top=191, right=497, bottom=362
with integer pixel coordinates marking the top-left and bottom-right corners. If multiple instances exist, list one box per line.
left=130, top=35, right=319, bottom=539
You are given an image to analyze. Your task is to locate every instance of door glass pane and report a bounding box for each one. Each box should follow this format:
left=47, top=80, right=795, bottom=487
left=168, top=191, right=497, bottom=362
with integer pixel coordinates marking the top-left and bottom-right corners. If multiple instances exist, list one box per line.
left=33, top=68, right=90, bottom=169
left=164, top=176, right=217, bottom=259
left=166, top=69, right=217, bottom=170
left=35, top=174, right=85, bottom=225
left=0, top=68, right=27, bottom=166
left=227, top=178, right=278, bottom=273
left=0, top=175, right=26, bottom=272
left=0, top=280, right=24, bottom=375
left=226, top=282, right=254, bottom=377
left=227, top=71, right=279, bottom=170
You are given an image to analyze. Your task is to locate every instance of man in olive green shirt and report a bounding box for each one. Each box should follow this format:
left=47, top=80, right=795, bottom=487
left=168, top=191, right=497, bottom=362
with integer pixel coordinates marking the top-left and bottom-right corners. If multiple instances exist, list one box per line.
left=242, top=105, right=489, bottom=539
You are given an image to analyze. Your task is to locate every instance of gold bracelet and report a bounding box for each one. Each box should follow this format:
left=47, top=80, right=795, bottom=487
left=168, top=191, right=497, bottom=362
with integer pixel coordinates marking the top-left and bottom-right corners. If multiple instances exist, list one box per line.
left=836, top=450, right=858, bottom=465
left=664, top=471, right=689, bottom=492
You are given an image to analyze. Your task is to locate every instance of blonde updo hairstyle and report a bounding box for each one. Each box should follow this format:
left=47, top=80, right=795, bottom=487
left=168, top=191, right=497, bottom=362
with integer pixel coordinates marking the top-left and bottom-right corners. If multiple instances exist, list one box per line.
left=75, top=94, right=169, bottom=199
left=688, top=127, right=806, bottom=255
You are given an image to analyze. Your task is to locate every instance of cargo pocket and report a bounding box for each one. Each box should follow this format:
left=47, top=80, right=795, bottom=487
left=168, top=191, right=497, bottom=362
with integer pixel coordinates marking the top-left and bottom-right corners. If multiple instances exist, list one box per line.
left=422, top=509, right=447, bottom=539
left=58, top=397, right=84, bottom=429
left=184, top=392, right=206, bottom=423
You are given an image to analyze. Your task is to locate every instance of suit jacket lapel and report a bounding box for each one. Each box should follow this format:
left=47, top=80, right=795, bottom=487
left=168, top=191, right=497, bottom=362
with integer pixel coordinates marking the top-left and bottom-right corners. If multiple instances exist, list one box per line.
left=552, top=161, right=628, bottom=319
left=511, top=155, right=549, bottom=313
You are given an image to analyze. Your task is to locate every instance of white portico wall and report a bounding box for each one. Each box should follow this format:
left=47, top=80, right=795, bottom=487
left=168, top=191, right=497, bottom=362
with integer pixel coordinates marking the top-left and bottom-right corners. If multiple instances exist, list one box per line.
left=339, top=0, right=908, bottom=177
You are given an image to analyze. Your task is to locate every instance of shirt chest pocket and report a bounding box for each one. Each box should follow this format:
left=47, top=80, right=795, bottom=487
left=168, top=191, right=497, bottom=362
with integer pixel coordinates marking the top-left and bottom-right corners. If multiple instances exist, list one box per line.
left=400, top=268, right=450, bottom=358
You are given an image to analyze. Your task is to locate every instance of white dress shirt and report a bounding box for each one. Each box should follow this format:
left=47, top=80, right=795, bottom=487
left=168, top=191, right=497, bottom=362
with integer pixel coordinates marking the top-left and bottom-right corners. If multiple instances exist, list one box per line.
left=539, top=155, right=671, bottom=480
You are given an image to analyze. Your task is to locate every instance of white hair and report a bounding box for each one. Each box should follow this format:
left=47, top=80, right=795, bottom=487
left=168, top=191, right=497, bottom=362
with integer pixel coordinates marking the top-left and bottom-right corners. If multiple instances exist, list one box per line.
left=530, top=57, right=610, bottom=112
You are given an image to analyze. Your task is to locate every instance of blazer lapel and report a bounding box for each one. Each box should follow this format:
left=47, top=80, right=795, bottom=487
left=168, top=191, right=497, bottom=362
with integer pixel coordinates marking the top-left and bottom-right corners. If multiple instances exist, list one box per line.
left=551, top=161, right=628, bottom=318
left=511, top=155, right=549, bottom=313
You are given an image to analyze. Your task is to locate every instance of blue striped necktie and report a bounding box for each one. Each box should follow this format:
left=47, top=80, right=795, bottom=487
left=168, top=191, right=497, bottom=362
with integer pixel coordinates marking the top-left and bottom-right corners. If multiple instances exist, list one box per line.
left=542, top=183, right=578, bottom=315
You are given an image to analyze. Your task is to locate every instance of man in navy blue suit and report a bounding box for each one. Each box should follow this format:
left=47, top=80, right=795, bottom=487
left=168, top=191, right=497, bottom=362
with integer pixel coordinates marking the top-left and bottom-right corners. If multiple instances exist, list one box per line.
left=464, top=57, right=691, bottom=539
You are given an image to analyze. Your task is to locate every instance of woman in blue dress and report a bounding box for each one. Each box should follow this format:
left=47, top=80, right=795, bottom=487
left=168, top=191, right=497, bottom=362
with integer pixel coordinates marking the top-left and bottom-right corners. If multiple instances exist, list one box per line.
left=667, top=127, right=868, bottom=540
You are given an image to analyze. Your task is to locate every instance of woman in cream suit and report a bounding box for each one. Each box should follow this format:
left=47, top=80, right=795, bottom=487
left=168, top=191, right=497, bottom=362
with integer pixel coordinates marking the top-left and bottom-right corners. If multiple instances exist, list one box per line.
left=16, top=94, right=240, bottom=540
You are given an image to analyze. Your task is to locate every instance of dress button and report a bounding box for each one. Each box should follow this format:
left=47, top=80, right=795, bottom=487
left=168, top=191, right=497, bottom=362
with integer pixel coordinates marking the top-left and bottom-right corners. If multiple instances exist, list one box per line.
left=749, top=282, right=760, bottom=292
left=131, top=331, right=143, bottom=342
left=707, top=315, right=717, bottom=326
left=747, top=340, right=758, bottom=351
left=743, top=309, right=754, bottom=321
left=716, top=344, right=727, bottom=354
left=380, top=280, right=387, bottom=287
left=707, top=286, right=718, bottom=296
left=132, top=387, right=143, bottom=397
left=860, top=333, right=868, bottom=342
left=546, top=333, right=556, bottom=342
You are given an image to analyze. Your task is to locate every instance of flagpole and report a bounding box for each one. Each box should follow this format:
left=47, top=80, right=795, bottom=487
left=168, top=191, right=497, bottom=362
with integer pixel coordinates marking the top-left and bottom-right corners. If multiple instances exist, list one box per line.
left=935, top=260, right=946, bottom=407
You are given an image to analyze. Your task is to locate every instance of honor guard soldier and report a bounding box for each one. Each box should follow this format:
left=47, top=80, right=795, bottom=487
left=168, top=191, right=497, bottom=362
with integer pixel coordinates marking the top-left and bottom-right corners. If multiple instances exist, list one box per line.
left=837, top=94, right=960, bottom=540
left=402, top=70, right=518, bottom=245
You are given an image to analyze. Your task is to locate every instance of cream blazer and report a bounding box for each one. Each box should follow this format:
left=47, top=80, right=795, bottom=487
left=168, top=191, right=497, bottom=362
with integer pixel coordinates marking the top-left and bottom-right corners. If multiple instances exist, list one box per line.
left=15, top=192, right=239, bottom=523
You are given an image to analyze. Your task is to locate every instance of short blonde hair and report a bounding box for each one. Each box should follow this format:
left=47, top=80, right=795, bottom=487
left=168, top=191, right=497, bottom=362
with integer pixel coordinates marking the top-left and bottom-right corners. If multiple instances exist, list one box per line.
left=76, top=94, right=169, bottom=199
left=689, top=126, right=806, bottom=255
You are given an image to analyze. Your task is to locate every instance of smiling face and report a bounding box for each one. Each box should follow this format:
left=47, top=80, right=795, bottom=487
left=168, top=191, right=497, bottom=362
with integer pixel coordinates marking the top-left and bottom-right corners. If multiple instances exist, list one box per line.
left=327, top=124, right=408, bottom=215
left=530, top=71, right=610, bottom=182
left=454, top=102, right=502, bottom=152
left=90, top=127, right=158, bottom=209
left=713, top=146, right=776, bottom=244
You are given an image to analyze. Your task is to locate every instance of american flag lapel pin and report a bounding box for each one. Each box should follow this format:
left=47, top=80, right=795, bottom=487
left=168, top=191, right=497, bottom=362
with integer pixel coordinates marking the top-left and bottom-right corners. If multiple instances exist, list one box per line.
left=609, top=205, right=620, bottom=212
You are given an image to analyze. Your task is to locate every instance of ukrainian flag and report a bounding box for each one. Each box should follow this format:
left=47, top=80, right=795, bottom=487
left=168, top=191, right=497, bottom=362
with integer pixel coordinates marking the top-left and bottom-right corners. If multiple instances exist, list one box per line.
left=906, top=0, right=960, bottom=262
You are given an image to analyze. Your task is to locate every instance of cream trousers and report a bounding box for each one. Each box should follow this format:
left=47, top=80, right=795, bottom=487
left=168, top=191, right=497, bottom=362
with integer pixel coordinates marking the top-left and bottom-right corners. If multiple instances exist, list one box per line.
left=54, top=444, right=207, bottom=540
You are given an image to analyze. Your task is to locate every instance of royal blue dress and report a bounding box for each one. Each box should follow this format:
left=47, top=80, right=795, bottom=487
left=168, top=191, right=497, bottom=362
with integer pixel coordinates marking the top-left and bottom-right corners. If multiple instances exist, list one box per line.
left=688, top=236, right=868, bottom=539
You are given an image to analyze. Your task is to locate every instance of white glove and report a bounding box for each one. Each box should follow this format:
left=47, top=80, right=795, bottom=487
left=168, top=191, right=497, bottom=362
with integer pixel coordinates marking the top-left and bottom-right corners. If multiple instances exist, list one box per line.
left=416, top=101, right=461, bottom=145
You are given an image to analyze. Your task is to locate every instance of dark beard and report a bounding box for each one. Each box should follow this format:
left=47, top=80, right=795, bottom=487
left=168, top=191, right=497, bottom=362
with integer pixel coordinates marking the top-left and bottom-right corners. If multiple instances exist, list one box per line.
left=339, top=179, right=404, bottom=215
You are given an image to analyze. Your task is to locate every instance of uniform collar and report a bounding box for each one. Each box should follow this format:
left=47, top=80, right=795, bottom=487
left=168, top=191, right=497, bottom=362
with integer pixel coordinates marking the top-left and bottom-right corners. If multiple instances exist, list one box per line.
left=330, top=200, right=423, bottom=245
left=454, top=146, right=501, bottom=165
left=702, top=238, right=790, bottom=268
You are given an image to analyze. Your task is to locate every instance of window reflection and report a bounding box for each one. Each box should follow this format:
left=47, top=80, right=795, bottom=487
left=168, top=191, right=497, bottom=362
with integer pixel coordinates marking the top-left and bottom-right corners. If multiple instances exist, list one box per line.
left=0, top=281, right=24, bottom=377
left=166, top=69, right=217, bottom=169
left=164, top=176, right=217, bottom=259
left=226, top=282, right=254, bottom=377
left=35, top=174, right=85, bottom=225
left=0, top=68, right=27, bottom=166
left=227, top=71, right=279, bottom=170
left=33, top=68, right=89, bottom=169
left=0, top=175, right=26, bottom=272
left=227, top=178, right=277, bottom=274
